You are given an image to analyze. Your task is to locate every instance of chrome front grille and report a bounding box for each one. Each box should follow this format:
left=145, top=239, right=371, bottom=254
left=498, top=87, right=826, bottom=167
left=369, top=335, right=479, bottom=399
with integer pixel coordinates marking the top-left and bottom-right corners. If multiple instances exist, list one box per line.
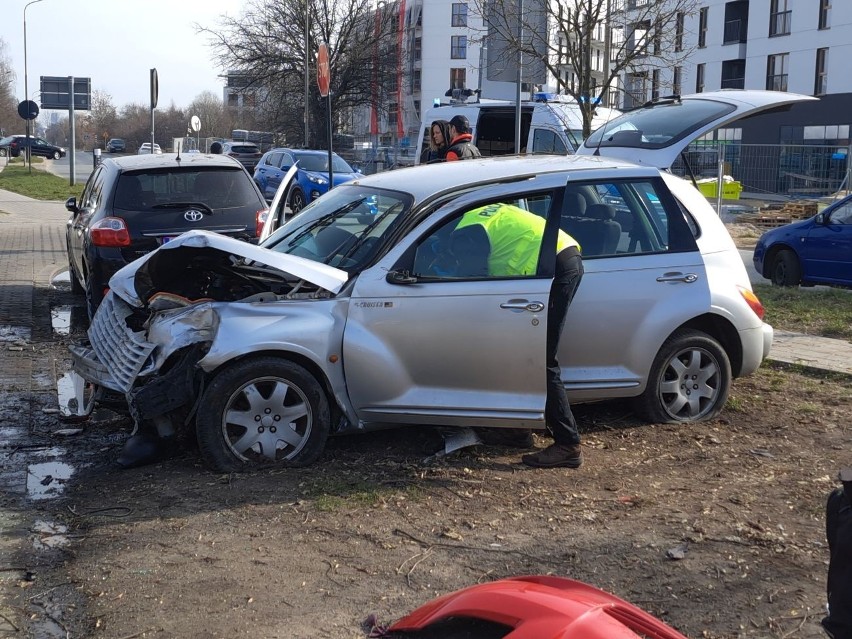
left=87, top=294, right=156, bottom=394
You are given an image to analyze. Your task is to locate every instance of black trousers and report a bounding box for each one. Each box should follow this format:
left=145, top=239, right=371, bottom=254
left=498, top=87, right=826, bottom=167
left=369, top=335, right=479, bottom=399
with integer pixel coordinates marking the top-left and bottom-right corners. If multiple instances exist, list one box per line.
left=545, top=246, right=583, bottom=446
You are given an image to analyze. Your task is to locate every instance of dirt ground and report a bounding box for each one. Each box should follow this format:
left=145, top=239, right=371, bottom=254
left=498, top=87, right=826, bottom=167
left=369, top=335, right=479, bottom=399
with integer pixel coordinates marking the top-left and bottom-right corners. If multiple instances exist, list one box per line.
left=6, top=244, right=851, bottom=639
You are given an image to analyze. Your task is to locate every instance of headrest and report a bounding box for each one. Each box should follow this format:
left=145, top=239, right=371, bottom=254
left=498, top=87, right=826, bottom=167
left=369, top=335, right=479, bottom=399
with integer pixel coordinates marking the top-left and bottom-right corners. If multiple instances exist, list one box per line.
left=586, top=203, right=616, bottom=220
left=564, top=192, right=586, bottom=215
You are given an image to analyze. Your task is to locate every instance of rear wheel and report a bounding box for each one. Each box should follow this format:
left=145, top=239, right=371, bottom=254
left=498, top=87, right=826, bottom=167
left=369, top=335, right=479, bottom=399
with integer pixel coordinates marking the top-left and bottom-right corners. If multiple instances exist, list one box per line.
left=84, top=275, right=104, bottom=320
left=67, top=255, right=85, bottom=295
left=635, top=329, right=731, bottom=424
left=771, top=249, right=801, bottom=287
left=196, top=357, right=330, bottom=472
left=290, top=189, right=306, bottom=213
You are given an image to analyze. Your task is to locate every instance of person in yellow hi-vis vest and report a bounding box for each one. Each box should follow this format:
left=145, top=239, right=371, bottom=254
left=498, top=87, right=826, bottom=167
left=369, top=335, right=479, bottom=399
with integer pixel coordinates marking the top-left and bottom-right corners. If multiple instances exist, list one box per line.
left=450, top=203, right=585, bottom=468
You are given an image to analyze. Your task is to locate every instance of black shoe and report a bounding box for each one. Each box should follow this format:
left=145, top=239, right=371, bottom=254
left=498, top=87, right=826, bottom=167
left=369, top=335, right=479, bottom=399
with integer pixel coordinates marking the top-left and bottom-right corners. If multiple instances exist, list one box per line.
left=117, top=434, right=174, bottom=469
left=522, top=443, right=583, bottom=468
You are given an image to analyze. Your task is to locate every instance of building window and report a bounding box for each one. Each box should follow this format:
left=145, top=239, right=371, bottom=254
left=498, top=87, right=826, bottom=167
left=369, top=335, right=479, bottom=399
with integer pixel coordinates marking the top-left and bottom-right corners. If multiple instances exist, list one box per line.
left=450, top=68, right=467, bottom=90
left=673, top=66, right=682, bottom=95
left=770, top=0, right=791, bottom=36
left=451, top=35, right=467, bottom=59
left=766, top=52, right=789, bottom=91
left=414, top=37, right=421, bottom=61
left=698, top=7, right=708, bottom=48
left=651, top=69, right=660, bottom=100
left=819, top=0, right=830, bottom=29
left=696, top=63, right=705, bottom=93
left=413, top=69, right=421, bottom=92
left=815, top=48, right=828, bottom=95
left=675, top=13, right=684, bottom=52
left=451, top=3, right=467, bottom=27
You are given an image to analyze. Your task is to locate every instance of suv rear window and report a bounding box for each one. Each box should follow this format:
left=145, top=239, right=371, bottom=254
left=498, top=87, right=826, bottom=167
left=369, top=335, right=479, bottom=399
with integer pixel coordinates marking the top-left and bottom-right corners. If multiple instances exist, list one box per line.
left=114, top=168, right=261, bottom=211
left=229, top=145, right=259, bottom=154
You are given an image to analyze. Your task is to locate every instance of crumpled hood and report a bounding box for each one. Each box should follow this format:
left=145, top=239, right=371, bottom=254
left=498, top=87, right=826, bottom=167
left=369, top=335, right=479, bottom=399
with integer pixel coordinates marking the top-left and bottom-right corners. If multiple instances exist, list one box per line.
left=108, top=229, right=349, bottom=306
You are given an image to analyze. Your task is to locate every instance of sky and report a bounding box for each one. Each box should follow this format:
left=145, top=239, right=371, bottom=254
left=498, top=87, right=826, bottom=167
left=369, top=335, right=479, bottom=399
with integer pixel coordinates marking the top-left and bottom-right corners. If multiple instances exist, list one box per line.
left=2, top=0, right=241, bottom=112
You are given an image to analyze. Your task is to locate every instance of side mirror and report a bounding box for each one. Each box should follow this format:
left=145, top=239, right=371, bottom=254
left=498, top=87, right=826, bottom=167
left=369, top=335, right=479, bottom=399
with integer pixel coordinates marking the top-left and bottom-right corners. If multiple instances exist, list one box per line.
left=815, top=212, right=826, bottom=225
left=386, top=270, right=418, bottom=285
left=65, top=196, right=78, bottom=213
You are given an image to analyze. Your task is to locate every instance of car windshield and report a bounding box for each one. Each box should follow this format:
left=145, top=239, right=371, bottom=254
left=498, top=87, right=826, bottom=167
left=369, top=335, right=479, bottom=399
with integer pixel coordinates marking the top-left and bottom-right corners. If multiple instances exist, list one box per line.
left=293, top=152, right=354, bottom=173
left=114, top=168, right=261, bottom=211
left=261, top=185, right=411, bottom=272
left=584, top=98, right=736, bottom=150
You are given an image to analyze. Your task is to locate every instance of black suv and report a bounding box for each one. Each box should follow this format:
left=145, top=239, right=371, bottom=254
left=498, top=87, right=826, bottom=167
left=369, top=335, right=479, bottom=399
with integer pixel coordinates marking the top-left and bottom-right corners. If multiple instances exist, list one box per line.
left=0, top=134, right=66, bottom=159
left=106, top=138, right=126, bottom=153
left=65, top=153, right=269, bottom=317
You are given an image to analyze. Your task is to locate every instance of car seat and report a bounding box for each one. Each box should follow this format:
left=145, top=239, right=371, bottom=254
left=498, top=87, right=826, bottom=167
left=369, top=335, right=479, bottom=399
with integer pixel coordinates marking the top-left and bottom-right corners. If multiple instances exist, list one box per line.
left=115, top=176, right=156, bottom=209
left=561, top=202, right=621, bottom=257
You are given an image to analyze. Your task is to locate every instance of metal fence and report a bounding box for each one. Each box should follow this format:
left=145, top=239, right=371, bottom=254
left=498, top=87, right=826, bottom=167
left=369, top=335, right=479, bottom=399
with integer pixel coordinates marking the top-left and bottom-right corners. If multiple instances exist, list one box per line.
left=671, top=143, right=852, bottom=199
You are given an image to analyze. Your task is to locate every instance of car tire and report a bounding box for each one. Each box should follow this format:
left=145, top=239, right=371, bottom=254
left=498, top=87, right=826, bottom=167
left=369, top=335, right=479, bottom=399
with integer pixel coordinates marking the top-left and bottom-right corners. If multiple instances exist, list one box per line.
left=290, top=189, right=306, bottom=213
left=635, top=329, right=731, bottom=424
left=84, top=275, right=104, bottom=321
left=771, top=249, right=801, bottom=287
left=196, top=357, right=330, bottom=472
left=52, top=150, right=61, bottom=160
left=67, top=253, right=85, bottom=296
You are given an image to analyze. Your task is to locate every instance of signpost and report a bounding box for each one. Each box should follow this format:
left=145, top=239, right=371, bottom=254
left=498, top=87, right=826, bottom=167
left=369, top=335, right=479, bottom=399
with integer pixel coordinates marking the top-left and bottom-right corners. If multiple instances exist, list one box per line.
left=40, top=76, right=92, bottom=185
left=17, top=99, right=39, bottom=172
left=317, top=43, right=333, bottom=189
left=150, top=69, right=158, bottom=153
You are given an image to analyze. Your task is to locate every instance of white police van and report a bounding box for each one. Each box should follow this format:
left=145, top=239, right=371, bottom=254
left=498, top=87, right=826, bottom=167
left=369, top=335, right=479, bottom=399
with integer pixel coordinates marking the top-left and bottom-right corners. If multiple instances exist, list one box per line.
left=415, top=93, right=620, bottom=164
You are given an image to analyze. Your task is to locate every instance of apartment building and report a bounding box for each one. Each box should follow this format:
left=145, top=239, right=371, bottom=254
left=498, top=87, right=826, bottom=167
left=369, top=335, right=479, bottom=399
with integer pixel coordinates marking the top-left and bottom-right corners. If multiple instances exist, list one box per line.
left=635, top=0, right=852, bottom=145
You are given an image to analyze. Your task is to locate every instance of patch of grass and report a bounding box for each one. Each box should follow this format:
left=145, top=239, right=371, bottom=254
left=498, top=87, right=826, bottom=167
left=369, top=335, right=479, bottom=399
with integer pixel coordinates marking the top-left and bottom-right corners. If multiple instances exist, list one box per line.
left=304, top=477, right=421, bottom=512
left=754, top=284, right=852, bottom=340
left=725, top=396, right=747, bottom=412
left=0, top=162, right=84, bottom=200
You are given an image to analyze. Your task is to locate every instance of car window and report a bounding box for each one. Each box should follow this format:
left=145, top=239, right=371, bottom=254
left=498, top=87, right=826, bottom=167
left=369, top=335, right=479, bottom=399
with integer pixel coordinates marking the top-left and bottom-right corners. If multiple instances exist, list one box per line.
left=412, top=194, right=554, bottom=279
left=263, top=186, right=411, bottom=272
left=80, top=167, right=107, bottom=211
left=531, top=129, right=567, bottom=155
left=560, top=179, right=694, bottom=258
left=117, top=168, right=261, bottom=211
left=266, top=152, right=284, bottom=168
left=829, top=202, right=852, bottom=225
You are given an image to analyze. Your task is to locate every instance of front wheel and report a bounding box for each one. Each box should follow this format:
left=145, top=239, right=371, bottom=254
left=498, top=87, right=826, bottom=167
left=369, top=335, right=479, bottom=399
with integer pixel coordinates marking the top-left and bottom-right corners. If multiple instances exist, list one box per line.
left=52, top=150, right=61, bottom=160
left=290, top=189, right=306, bottom=213
left=635, top=329, right=731, bottom=424
left=196, top=357, right=330, bottom=472
left=771, top=249, right=801, bottom=287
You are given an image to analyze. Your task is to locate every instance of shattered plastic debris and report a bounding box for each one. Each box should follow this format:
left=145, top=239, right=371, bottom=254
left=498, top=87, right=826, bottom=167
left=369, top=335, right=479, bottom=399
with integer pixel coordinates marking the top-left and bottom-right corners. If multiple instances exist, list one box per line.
left=666, top=542, right=689, bottom=560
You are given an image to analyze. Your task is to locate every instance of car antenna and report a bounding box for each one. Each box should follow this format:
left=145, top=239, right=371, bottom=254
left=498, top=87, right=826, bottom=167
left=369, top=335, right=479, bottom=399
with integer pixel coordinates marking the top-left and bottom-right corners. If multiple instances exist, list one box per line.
left=175, top=141, right=182, bottom=162
left=592, top=101, right=619, bottom=157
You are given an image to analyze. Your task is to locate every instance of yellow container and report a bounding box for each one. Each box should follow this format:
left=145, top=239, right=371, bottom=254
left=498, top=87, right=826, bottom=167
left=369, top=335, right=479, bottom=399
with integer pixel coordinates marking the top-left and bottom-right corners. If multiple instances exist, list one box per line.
left=697, top=180, right=743, bottom=200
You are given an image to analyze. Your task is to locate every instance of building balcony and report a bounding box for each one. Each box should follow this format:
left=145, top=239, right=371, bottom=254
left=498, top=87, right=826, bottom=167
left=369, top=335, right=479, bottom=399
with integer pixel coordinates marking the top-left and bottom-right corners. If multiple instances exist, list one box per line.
left=723, top=19, right=747, bottom=44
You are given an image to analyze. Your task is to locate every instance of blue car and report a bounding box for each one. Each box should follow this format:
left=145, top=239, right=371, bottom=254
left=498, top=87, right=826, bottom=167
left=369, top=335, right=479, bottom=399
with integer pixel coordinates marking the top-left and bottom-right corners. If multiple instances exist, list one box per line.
left=753, top=194, right=852, bottom=287
left=253, top=148, right=364, bottom=212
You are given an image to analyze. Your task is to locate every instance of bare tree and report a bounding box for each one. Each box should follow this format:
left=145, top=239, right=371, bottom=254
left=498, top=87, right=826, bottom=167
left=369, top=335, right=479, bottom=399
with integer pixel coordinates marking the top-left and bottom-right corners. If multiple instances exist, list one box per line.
left=199, top=0, right=400, bottom=147
left=187, top=91, right=234, bottom=140
left=475, top=0, right=698, bottom=137
left=0, top=39, right=19, bottom=137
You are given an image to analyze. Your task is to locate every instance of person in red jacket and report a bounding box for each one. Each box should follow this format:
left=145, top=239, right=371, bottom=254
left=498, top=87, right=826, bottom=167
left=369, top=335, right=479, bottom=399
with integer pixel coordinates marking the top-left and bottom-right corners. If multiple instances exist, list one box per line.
left=444, top=115, right=482, bottom=161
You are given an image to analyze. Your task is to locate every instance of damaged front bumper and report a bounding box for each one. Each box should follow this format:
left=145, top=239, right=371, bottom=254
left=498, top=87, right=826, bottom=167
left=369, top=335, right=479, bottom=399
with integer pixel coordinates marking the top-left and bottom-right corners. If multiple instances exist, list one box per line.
left=70, top=292, right=217, bottom=421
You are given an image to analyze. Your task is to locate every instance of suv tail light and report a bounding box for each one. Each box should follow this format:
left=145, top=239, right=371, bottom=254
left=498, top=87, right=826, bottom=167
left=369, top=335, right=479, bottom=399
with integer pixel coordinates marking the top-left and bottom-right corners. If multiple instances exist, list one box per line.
left=738, top=286, right=765, bottom=320
left=255, top=208, right=269, bottom=237
left=90, top=217, right=131, bottom=247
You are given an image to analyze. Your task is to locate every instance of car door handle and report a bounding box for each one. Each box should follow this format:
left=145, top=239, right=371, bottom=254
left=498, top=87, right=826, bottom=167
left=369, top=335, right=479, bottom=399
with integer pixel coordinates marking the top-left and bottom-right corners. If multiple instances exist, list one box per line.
left=500, top=300, right=545, bottom=313
left=656, top=272, right=699, bottom=283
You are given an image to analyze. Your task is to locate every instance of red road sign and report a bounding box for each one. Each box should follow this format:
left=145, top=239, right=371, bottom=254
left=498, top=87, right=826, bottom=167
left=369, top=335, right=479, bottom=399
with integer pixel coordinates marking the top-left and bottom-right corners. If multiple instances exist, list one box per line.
left=317, top=43, right=330, bottom=97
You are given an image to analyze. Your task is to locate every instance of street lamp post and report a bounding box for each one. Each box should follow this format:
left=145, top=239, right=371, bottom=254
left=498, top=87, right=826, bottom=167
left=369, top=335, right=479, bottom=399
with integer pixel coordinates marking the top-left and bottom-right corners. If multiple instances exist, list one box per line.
left=24, top=0, right=45, bottom=174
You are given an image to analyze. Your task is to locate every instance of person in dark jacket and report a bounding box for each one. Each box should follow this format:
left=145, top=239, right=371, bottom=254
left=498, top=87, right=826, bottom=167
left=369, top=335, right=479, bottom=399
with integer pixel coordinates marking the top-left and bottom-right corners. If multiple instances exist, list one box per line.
left=445, top=115, right=482, bottom=161
left=420, top=120, right=450, bottom=164
left=824, top=467, right=852, bottom=639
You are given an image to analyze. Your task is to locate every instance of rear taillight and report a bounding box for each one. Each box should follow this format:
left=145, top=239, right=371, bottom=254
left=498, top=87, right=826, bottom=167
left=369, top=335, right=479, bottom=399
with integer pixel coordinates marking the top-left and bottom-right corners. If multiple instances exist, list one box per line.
left=256, top=208, right=269, bottom=237
left=738, top=285, right=765, bottom=321
left=90, top=217, right=131, bottom=247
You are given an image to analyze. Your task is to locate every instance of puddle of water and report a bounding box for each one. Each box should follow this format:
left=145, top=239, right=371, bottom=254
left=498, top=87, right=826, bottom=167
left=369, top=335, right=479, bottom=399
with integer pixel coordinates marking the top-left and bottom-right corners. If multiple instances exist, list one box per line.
left=50, top=305, right=72, bottom=335
left=0, top=325, right=31, bottom=343
left=32, top=520, right=71, bottom=550
left=26, top=460, right=74, bottom=501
